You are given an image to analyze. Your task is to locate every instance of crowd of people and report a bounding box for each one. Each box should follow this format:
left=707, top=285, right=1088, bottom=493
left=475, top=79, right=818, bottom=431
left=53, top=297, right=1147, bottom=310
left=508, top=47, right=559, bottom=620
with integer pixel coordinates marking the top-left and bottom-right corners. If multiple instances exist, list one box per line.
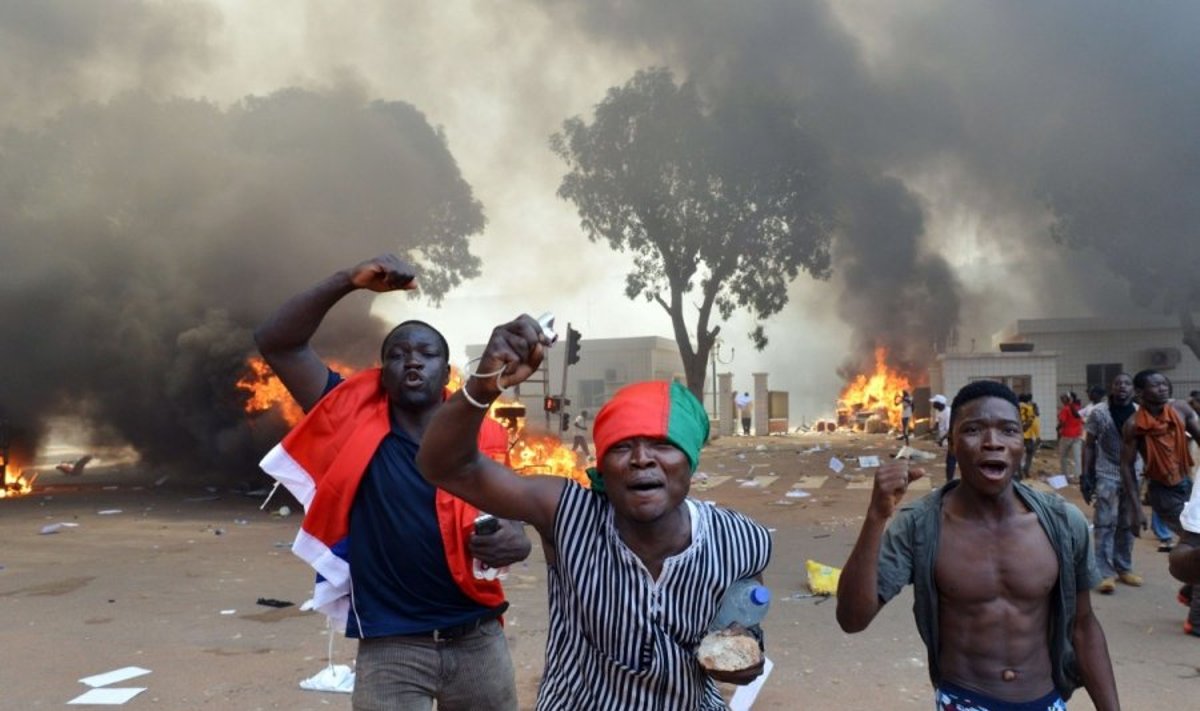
left=255, top=254, right=1199, bottom=710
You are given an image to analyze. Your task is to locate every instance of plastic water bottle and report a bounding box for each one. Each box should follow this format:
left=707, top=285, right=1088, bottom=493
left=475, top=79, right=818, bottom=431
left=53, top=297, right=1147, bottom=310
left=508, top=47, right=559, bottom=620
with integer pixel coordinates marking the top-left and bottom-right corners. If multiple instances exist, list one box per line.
left=709, top=579, right=771, bottom=631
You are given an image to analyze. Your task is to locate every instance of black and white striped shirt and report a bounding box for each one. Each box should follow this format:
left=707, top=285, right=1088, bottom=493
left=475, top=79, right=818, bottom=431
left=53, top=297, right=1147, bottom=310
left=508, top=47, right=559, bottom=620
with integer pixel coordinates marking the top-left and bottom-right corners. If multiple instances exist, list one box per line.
left=536, top=484, right=772, bottom=710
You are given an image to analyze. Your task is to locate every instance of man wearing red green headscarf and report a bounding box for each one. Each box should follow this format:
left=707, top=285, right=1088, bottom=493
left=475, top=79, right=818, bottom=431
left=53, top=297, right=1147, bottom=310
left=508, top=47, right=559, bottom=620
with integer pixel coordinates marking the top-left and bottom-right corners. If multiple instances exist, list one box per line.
left=418, top=315, right=773, bottom=711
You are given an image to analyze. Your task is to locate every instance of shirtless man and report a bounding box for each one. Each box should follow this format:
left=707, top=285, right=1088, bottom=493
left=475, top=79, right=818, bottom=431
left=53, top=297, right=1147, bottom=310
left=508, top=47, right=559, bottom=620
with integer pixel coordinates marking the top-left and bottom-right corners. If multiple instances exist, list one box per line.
left=1120, top=369, right=1200, bottom=635
left=837, top=380, right=1118, bottom=710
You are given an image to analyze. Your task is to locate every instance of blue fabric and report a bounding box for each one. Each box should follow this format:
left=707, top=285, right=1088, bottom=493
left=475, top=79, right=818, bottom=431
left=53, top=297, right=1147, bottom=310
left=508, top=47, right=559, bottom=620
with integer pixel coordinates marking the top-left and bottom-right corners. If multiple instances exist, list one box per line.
left=322, top=371, right=496, bottom=639
left=936, top=680, right=1066, bottom=710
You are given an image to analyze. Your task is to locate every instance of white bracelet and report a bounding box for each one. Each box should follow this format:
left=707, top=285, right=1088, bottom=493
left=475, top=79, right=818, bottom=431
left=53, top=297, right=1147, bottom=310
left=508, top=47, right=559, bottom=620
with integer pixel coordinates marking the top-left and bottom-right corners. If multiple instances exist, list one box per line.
left=461, top=382, right=495, bottom=410
left=464, top=356, right=506, bottom=380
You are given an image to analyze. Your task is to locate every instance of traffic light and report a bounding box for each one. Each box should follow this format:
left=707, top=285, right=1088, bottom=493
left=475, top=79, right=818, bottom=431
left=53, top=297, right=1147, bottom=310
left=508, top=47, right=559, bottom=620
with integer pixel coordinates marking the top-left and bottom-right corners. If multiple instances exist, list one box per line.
left=566, top=326, right=582, bottom=365
left=561, top=412, right=570, bottom=432
left=544, top=396, right=559, bottom=413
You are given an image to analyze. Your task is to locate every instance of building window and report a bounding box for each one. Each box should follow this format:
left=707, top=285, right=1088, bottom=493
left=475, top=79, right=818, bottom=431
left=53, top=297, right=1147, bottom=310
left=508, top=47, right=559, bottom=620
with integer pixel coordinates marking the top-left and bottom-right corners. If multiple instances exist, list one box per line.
left=1086, top=363, right=1123, bottom=391
left=579, top=379, right=606, bottom=408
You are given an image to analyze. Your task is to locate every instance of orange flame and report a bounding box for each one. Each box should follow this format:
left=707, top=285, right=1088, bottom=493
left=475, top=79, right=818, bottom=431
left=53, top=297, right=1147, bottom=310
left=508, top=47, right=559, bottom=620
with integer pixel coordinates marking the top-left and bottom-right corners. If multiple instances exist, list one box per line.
left=1, top=462, right=36, bottom=499
left=237, top=357, right=355, bottom=426
left=447, top=366, right=588, bottom=487
left=838, top=347, right=912, bottom=429
left=510, top=434, right=591, bottom=487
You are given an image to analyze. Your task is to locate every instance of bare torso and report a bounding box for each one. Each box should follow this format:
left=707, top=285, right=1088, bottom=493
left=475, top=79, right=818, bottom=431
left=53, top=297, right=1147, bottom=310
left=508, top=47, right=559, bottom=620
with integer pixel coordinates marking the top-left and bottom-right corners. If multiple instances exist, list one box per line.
left=935, top=492, right=1059, bottom=701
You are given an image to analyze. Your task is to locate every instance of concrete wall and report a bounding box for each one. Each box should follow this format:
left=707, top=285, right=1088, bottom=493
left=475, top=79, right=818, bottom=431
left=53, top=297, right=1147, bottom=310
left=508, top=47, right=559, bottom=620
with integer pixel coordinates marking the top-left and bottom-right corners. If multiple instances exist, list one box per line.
left=994, top=317, right=1200, bottom=398
left=935, top=351, right=1058, bottom=439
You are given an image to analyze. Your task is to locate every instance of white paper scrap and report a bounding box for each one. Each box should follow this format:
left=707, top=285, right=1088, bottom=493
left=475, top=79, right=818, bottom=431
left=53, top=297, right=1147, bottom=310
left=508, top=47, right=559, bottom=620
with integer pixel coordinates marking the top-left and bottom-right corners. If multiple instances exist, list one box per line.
left=220, top=609, right=237, bottom=615
left=858, top=455, right=881, bottom=468
left=79, top=666, right=152, bottom=688
left=828, top=456, right=845, bottom=474
left=97, top=509, right=123, bottom=515
left=1046, top=475, right=1069, bottom=490
left=785, top=489, right=811, bottom=498
left=728, top=657, right=773, bottom=711
left=299, top=664, right=355, bottom=693
left=68, top=688, right=146, bottom=705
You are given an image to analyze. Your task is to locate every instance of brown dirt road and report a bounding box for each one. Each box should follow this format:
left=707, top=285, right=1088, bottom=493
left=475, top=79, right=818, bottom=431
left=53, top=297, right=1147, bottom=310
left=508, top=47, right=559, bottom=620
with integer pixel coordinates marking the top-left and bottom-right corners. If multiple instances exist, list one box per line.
left=1, top=432, right=1196, bottom=709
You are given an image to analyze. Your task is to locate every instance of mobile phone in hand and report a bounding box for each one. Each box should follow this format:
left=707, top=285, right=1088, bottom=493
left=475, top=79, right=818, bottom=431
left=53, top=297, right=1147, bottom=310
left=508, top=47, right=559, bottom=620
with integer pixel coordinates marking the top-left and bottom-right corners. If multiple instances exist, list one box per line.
left=474, top=513, right=500, bottom=535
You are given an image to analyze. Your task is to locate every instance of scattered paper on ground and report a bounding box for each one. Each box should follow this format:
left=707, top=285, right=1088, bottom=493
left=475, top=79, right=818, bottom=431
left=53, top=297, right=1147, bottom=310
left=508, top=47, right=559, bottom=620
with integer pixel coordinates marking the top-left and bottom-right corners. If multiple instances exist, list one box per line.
left=96, top=509, right=122, bottom=515
left=785, top=489, right=811, bottom=498
left=738, top=475, right=778, bottom=488
left=1046, top=475, right=1069, bottom=490
left=828, top=456, right=845, bottom=474
left=857, top=455, right=881, bottom=468
left=79, top=667, right=151, bottom=688
left=693, top=475, right=730, bottom=491
left=794, top=475, right=827, bottom=489
left=729, top=657, right=773, bottom=711
left=300, top=664, right=354, bottom=693
left=68, top=688, right=146, bottom=705
left=895, top=446, right=938, bottom=461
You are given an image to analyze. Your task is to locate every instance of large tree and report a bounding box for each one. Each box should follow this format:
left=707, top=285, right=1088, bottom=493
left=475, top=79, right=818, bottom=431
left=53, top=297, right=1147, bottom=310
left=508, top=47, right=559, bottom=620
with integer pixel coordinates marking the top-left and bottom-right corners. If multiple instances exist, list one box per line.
left=551, top=68, right=835, bottom=400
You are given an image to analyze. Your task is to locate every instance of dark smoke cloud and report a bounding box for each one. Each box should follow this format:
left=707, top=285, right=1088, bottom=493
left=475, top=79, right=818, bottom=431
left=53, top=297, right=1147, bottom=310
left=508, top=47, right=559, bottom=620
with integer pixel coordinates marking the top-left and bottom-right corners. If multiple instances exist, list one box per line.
left=542, top=0, right=1200, bottom=383
left=0, top=0, right=218, bottom=127
left=0, top=88, right=485, bottom=477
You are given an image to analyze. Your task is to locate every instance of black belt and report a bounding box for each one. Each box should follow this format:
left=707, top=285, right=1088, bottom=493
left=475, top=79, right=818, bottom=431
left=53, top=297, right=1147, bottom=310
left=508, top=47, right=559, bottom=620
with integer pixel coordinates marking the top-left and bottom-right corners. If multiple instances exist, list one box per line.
left=416, top=609, right=505, bottom=643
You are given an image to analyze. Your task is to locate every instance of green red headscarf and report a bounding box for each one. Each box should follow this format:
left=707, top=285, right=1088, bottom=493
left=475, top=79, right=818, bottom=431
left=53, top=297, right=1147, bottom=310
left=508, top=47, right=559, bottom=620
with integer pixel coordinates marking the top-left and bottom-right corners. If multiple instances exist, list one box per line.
left=587, top=381, right=710, bottom=491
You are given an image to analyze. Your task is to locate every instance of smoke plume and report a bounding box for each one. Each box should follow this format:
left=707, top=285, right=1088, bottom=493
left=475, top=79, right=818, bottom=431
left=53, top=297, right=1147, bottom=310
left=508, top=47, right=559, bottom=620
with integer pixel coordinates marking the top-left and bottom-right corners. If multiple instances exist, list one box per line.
left=0, top=86, right=484, bottom=476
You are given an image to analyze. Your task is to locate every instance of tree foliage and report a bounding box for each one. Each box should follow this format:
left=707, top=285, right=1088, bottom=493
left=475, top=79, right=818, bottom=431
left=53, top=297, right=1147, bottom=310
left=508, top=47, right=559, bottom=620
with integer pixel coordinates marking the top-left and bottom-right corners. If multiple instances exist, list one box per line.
left=551, top=67, right=835, bottom=399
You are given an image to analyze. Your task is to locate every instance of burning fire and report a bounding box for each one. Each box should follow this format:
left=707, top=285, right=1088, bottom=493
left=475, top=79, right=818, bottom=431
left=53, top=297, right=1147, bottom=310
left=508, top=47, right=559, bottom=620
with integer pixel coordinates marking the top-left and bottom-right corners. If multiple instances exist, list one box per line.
left=838, top=347, right=912, bottom=430
left=444, top=367, right=590, bottom=488
left=237, top=357, right=355, bottom=426
left=239, top=358, right=589, bottom=486
left=510, top=435, right=591, bottom=487
left=2, top=462, right=36, bottom=499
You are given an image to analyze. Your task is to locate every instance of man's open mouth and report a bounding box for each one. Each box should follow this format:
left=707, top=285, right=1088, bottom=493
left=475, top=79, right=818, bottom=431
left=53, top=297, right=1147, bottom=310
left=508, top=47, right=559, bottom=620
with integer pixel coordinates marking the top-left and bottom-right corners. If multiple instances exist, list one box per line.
left=980, top=461, right=1008, bottom=477
left=628, top=480, right=664, bottom=492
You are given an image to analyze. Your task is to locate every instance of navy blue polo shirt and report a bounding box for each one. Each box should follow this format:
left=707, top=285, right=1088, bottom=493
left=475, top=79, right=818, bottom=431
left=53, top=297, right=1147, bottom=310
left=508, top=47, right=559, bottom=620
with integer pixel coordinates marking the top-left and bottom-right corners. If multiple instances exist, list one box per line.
left=322, top=371, right=498, bottom=638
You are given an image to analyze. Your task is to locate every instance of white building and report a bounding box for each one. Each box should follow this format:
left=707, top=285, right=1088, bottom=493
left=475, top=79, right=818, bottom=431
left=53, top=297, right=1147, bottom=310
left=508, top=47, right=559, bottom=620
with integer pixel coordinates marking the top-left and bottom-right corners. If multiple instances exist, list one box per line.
left=930, top=316, right=1199, bottom=441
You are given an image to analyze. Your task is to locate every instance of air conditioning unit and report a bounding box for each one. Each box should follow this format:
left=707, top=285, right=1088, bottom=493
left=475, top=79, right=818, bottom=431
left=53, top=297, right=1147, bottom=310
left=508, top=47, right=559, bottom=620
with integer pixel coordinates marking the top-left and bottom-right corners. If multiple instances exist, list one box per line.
left=1145, top=347, right=1181, bottom=370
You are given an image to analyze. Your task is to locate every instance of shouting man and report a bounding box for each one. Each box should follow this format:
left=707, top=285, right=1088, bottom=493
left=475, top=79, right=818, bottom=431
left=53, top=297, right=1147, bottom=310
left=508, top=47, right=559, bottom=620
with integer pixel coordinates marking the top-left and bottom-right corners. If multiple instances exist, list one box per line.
left=256, top=255, right=531, bottom=710
left=417, top=315, right=771, bottom=709
left=837, top=381, right=1118, bottom=710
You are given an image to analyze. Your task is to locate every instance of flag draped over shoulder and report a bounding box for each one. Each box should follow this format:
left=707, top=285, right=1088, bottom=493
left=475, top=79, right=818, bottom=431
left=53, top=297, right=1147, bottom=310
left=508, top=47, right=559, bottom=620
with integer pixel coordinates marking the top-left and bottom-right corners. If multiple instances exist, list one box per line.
left=259, top=368, right=509, bottom=626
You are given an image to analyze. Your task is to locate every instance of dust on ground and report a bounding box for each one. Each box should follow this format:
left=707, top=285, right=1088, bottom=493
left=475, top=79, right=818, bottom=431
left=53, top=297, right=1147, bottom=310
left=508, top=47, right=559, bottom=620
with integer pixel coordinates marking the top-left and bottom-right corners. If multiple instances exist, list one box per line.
left=1, top=432, right=1195, bottom=709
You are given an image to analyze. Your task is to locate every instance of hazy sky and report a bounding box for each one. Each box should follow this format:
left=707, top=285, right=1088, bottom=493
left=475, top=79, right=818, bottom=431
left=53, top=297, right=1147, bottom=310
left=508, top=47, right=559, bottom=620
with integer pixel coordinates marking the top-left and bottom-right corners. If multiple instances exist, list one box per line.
left=3, top=0, right=1195, bottom=468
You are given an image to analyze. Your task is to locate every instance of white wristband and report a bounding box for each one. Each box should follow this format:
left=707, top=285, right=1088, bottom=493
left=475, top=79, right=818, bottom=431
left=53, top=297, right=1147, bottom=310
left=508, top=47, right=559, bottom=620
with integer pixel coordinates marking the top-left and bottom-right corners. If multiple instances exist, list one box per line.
left=461, top=382, right=495, bottom=410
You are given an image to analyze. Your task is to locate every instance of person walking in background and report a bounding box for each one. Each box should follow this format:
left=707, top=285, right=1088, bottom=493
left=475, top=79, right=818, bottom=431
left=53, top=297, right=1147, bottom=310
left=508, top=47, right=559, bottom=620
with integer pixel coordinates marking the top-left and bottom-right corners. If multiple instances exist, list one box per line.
left=1057, top=392, right=1085, bottom=482
left=735, top=391, right=752, bottom=436
left=931, top=394, right=955, bottom=481
left=1082, top=373, right=1141, bottom=594
left=897, top=390, right=914, bottom=445
left=571, top=409, right=591, bottom=458
left=1080, top=385, right=1106, bottom=420
left=1121, top=369, right=1200, bottom=637
left=1019, top=393, right=1042, bottom=481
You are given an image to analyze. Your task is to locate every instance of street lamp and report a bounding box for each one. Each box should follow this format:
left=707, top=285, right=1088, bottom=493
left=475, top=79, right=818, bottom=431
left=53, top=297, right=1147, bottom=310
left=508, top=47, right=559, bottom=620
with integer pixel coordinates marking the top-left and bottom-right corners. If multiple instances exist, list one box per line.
left=710, top=340, right=734, bottom=417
